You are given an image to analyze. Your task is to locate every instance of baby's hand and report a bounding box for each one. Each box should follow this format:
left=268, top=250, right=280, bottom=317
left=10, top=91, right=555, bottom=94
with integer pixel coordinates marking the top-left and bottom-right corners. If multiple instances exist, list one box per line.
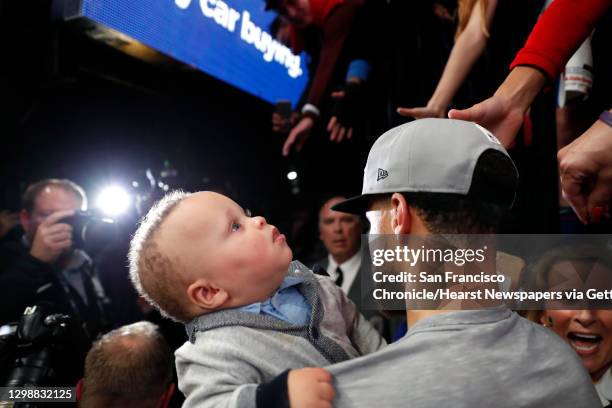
left=288, top=367, right=335, bottom=408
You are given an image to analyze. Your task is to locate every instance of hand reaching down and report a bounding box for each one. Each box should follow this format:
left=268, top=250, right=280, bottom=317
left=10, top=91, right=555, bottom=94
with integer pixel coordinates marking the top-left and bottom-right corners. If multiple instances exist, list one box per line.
left=448, top=95, right=525, bottom=148
left=282, top=117, right=314, bottom=156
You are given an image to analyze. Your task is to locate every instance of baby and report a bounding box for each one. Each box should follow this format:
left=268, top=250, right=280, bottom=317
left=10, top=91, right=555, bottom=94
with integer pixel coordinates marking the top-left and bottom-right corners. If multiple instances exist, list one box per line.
left=129, top=191, right=385, bottom=408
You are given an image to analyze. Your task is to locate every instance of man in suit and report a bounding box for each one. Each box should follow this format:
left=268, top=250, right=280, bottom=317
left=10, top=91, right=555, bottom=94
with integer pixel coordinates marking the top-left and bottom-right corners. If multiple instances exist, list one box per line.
left=315, top=196, right=363, bottom=298
left=315, top=196, right=392, bottom=337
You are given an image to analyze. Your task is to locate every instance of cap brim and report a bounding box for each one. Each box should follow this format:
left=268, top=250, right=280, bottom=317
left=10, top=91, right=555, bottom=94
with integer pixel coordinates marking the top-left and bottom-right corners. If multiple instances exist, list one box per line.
left=330, top=194, right=371, bottom=214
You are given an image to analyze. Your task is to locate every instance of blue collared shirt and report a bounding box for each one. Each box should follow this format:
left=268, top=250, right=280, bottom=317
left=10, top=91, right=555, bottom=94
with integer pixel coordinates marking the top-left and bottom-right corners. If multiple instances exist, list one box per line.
left=239, top=276, right=311, bottom=326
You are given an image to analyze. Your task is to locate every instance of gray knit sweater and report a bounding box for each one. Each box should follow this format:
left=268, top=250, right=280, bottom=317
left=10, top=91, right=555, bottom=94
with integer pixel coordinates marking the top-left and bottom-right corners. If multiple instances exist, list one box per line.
left=175, top=261, right=386, bottom=408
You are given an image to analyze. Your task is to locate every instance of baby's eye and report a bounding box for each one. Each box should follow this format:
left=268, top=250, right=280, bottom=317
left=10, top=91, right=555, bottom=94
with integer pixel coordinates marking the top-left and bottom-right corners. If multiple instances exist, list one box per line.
left=231, top=221, right=241, bottom=232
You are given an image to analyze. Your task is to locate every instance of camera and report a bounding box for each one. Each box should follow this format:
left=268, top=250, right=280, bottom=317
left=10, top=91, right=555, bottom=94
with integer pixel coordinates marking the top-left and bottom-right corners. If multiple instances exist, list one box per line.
left=274, top=100, right=293, bottom=134
left=59, top=210, right=117, bottom=252
left=0, top=305, right=71, bottom=397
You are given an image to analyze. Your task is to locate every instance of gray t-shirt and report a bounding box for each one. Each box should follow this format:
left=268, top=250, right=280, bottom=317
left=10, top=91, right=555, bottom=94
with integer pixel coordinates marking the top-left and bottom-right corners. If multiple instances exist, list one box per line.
left=595, top=369, right=612, bottom=406
left=328, top=307, right=601, bottom=408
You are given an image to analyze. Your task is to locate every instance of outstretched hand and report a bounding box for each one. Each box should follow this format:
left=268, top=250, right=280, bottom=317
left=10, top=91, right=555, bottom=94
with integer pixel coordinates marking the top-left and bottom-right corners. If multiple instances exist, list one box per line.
left=327, top=90, right=354, bottom=143
left=448, top=66, right=547, bottom=147
left=448, top=95, right=524, bottom=148
left=283, top=116, right=315, bottom=156
left=397, top=105, right=445, bottom=119
left=327, top=116, right=353, bottom=142
left=558, top=117, right=612, bottom=224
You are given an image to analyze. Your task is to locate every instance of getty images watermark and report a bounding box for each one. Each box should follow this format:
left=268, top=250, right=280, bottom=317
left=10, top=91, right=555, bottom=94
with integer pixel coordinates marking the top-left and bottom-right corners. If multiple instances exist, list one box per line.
left=358, top=234, right=612, bottom=311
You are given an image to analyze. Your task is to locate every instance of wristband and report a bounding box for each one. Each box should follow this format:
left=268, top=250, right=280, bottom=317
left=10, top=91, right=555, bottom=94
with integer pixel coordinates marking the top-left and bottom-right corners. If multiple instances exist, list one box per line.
left=301, top=103, right=320, bottom=118
left=255, top=369, right=290, bottom=408
left=599, top=111, right=612, bottom=127
left=346, top=59, right=371, bottom=82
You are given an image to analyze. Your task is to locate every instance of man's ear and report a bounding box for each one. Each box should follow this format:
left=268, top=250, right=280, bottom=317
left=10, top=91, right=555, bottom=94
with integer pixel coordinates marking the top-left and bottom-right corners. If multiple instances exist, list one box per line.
left=186, top=279, right=229, bottom=311
left=390, top=193, right=411, bottom=234
left=539, top=312, right=553, bottom=328
left=538, top=312, right=547, bottom=326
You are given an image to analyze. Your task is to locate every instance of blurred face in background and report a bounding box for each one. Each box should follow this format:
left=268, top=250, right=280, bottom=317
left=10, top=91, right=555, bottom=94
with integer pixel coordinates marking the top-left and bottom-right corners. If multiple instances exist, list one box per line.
left=275, top=0, right=312, bottom=27
left=21, top=186, right=82, bottom=244
left=541, top=259, right=612, bottom=382
left=319, top=197, right=361, bottom=264
left=542, top=308, right=612, bottom=382
left=273, top=17, right=292, bottom=46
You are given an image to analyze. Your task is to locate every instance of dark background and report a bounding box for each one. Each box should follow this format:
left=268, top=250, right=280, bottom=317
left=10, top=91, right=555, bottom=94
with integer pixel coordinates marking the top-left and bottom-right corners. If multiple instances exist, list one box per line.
left=0, top=0, right=399, bottom=264
left=1, top=0, right=610, bottom=251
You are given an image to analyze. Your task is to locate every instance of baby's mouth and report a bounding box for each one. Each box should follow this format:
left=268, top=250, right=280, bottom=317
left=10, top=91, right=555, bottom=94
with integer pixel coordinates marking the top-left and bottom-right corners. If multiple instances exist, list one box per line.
left=272, top=227, right=284, bottom=243
left=568, top=332, right=603, bottom=356
left=272, top=227, right=279, bottom=241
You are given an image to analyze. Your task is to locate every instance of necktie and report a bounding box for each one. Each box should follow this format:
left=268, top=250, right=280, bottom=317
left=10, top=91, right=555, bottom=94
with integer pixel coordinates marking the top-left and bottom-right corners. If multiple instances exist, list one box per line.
left=335, top=266, right=344, bottom=287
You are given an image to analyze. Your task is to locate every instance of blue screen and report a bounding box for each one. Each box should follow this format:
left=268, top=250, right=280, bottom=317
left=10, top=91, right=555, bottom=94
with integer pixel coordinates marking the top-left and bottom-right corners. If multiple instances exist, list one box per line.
left=82, top=0, right=309, bottom=106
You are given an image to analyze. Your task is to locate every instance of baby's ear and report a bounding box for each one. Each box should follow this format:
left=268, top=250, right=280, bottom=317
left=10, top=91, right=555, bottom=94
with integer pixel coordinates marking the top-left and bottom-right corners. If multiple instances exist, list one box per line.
left=186, top=279, right=229, bottom=311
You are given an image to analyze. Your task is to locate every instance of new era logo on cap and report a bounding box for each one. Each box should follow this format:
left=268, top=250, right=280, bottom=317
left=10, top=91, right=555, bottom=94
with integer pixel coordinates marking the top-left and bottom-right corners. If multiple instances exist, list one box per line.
left=377, top=168, right=388, bottom=181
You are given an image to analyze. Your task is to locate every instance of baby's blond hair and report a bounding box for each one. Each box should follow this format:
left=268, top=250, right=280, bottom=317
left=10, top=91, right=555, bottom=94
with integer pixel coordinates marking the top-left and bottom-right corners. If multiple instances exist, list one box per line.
left=129, top=190, right=194, bottom=323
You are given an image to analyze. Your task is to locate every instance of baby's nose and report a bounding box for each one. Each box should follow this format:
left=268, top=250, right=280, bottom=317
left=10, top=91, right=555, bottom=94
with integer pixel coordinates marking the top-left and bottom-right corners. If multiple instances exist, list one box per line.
left=253, top=216, right=267, bottom=227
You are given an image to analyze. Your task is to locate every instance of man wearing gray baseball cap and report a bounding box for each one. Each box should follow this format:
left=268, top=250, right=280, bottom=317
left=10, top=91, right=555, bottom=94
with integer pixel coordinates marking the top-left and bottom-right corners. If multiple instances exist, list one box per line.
left=265, top=119, right=600, bottom=408
left=331, top=118, right=518, bottom=217
left=325, top=119, right=599, bottom=407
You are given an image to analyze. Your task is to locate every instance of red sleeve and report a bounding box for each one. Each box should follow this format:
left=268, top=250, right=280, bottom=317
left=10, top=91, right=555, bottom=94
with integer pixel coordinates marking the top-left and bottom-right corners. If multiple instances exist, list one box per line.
left=305, top=2, right=359, bottom=108
left=510, top=0, right=610, bottom=81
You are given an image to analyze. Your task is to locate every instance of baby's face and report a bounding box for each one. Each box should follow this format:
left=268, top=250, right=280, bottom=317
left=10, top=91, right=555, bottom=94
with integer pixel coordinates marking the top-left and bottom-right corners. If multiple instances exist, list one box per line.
left=158, top=192, right=293, bottom=306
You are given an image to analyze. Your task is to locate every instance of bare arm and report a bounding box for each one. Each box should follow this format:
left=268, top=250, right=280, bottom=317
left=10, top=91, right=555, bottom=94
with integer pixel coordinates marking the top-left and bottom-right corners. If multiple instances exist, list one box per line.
left=448, top=0, right=609, bottom=146
left=398, top=0, right=497, bottom=119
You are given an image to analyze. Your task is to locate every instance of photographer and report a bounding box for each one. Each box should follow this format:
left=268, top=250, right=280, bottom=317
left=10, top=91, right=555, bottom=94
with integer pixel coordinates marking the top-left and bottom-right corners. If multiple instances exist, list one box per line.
left=0, top=179, right=112, bottom=383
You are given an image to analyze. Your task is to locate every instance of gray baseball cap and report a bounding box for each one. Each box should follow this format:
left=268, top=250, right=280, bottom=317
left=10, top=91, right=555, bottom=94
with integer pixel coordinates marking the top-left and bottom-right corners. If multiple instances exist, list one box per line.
left=332, top=118, right=518, bottom=214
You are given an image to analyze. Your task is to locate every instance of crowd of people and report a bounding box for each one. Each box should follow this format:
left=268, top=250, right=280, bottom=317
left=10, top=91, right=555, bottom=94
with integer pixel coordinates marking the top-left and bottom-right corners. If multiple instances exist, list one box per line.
left=0, top=0, right=611, bottom=407
left=269, top=0, right=610, bottom=231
